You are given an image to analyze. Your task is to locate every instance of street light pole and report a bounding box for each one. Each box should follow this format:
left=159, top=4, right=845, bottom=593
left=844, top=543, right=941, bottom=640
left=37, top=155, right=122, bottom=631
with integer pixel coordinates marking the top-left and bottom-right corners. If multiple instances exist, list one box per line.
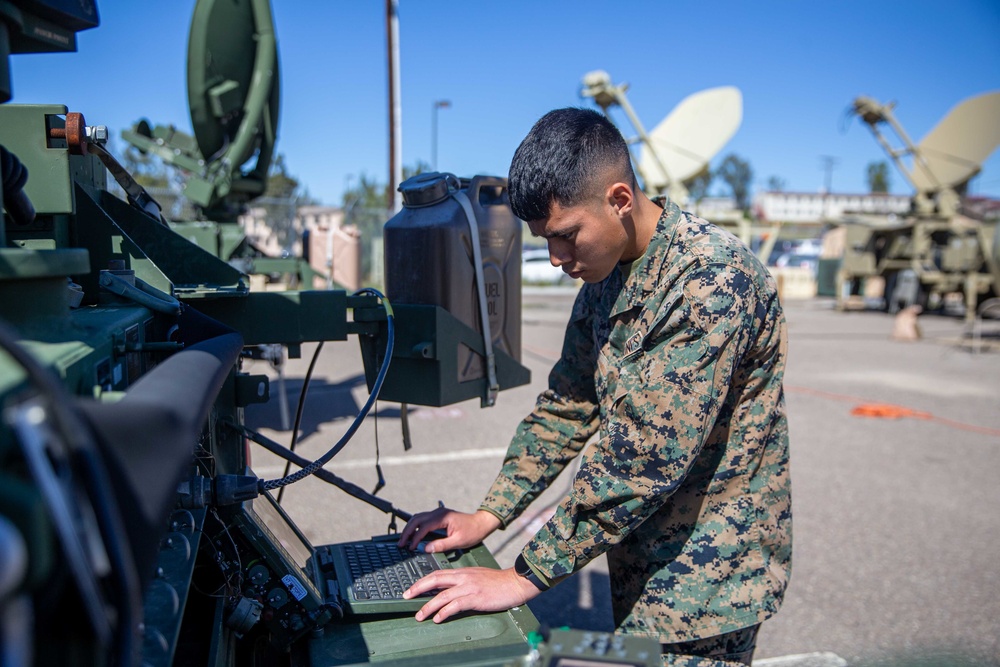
left=432, top=99, right=450, bottom=171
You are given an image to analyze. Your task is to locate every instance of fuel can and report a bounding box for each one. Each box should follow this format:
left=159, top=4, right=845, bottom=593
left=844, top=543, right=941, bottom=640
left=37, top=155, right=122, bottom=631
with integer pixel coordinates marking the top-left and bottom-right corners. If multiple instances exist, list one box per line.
left=383, top=172, right=521, bottom=383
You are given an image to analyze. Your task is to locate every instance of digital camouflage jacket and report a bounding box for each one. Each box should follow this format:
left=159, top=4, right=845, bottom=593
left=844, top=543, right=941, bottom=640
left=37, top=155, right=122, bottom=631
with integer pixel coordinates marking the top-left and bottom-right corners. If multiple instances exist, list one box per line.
left=481, top=199, right=792, bottom=642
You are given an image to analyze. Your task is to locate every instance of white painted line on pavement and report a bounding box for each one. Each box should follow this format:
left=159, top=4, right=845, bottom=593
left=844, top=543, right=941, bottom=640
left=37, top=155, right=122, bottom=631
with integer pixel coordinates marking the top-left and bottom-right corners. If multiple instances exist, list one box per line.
left=753, top=652, right=848, bottom=667
left=252, top=446, right=509, bottom=476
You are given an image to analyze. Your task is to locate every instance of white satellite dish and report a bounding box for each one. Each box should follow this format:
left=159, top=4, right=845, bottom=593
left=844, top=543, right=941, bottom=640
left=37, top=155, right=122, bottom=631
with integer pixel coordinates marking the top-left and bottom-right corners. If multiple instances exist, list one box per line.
left=638, top=86, right=743, bottom=192
left=910, top=91, right=1000, bottom=192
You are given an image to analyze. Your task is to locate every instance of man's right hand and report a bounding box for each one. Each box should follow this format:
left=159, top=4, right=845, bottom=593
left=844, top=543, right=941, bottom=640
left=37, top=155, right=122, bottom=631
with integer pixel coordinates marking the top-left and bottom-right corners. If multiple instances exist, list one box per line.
left=397, top=507, right=501, bottom=553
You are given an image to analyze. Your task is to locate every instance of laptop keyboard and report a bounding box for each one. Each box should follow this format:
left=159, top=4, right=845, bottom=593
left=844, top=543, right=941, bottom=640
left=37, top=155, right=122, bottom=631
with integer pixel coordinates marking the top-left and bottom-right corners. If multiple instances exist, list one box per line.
left=343, top=542, right=441, bottom=600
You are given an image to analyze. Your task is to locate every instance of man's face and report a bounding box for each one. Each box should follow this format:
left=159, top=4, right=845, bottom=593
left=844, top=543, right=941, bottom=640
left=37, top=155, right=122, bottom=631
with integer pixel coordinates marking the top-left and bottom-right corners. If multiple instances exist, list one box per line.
left=527, top=195, right=628, bottom=283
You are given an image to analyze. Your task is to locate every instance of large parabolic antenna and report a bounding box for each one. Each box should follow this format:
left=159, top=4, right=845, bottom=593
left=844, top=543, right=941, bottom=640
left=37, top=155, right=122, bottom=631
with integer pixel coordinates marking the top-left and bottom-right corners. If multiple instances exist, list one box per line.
left=852, top=91, right=1000, bottom=216
left=638, top=87, right=743, bottom=193
left=122, top=0, right=279, bottom=221
left=580, top=70, right=742, bottom=203
left=910, top=91, right=1000, bottom=193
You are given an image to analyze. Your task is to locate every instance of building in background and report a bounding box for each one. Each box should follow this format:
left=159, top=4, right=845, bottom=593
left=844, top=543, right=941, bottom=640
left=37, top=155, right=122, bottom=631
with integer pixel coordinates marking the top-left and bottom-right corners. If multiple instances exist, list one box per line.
left=753, top=190, right=911, bottom=223
left=240, top=203, right=362, bottom=290
left=691, top=196, right=739, bottom=219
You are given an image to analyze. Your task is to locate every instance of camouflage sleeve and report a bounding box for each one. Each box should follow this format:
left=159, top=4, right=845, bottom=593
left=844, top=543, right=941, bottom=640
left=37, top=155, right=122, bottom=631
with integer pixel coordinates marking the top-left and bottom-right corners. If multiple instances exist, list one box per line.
left=479, top=289, right=601, bottom=527
left=522, top=262, right=763, bottom=583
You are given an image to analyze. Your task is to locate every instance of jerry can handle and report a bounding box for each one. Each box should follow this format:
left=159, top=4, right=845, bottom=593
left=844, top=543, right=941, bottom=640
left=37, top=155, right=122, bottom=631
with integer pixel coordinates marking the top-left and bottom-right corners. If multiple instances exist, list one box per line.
left=467, top=175, right=508, bottom=212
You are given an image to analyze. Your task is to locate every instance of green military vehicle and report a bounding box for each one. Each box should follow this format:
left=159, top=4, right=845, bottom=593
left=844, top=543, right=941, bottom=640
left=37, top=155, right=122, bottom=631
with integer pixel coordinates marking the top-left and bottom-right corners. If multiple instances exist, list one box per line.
left=835, top=94, right=1000, bottom=320
left=0, top=1, right=663, bottom=665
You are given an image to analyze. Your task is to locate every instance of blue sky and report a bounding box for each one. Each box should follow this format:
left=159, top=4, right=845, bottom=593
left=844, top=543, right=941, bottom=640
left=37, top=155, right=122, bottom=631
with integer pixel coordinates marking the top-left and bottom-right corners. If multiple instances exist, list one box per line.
left=10, top=0, right=1000, bottom=206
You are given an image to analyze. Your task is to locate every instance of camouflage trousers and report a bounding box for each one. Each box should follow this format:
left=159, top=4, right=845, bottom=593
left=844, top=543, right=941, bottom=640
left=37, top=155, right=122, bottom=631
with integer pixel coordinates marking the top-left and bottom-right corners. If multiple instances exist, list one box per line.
left=660, top=624, right=759, bottom=667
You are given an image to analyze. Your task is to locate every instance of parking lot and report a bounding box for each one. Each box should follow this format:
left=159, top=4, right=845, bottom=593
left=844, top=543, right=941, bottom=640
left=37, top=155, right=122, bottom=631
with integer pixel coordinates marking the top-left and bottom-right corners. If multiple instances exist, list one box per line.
left=246, top=289, right=1000, bottom=667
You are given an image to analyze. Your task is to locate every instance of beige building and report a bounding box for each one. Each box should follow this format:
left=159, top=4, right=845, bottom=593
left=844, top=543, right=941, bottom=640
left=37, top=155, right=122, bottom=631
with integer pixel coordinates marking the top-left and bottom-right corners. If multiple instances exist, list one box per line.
left=239, top=203, right=362, bottom=290
left=300, top=206, right=362, bottom=291
left=753, top=190, right=911, bottom=223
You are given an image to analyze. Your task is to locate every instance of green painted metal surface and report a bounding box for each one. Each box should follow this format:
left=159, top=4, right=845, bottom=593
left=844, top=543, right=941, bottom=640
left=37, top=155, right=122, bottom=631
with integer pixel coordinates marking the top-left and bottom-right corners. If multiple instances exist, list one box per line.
left=189, top=289, right=353, bottom=345
left=0, top=105, right=73, bottom=215
left=360, top=304, right=531, bottom=408
left=0, top=6, right=537, bottom=664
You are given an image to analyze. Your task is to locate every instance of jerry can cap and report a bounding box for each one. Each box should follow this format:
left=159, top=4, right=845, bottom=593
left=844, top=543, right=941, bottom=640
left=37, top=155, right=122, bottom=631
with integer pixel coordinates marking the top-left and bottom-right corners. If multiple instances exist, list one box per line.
left=399, top=172, right=459, bottom=208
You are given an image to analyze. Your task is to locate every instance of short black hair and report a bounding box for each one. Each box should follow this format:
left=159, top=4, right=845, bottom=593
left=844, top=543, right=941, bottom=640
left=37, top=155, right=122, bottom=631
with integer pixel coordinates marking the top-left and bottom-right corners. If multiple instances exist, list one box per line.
left=507, top=107, right=634, bottom=222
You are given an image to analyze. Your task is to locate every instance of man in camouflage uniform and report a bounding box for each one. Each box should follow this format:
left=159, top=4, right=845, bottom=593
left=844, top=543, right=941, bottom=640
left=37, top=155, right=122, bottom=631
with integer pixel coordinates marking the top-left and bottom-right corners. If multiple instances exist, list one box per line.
left=399, top=108, right=791, bottom=666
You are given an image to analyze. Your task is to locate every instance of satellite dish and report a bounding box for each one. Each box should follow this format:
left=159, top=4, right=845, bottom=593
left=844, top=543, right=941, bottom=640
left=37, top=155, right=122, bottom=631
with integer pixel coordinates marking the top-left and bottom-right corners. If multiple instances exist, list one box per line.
left=910, top=91, right=1000, bottom=192
left=188, top=0, right=280, bottom=169
left=638, top=86, right=742, bottom=191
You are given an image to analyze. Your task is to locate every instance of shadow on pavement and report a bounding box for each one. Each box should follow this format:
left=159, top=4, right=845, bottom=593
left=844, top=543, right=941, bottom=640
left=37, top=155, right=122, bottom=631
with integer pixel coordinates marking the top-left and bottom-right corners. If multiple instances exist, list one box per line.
left=245, top=374, right=406, bottom=438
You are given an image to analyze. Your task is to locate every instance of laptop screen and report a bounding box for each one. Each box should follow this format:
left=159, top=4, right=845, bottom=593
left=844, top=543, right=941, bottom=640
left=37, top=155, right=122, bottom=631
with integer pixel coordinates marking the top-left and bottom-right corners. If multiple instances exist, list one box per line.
left=241, top=492, right=322, bottom=601
left=252, top=493, right=314, bottom=570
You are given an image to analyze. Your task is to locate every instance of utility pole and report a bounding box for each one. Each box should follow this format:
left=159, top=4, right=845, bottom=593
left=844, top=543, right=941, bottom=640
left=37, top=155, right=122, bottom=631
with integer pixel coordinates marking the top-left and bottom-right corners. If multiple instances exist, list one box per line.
left=386, top=0, right=402, bottom=213
left=820, top=155, right=839, bottom=220
left=431, top=100, right=450, bottom=171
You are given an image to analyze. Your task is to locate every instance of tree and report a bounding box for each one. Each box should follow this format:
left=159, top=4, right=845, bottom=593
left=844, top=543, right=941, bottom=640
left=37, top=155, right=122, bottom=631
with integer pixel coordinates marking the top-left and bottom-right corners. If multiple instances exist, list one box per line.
left=687, top=168, right=714, bottom=203
left=121, top=144, right=168, bottom=189
left=116, top=130, right=196, bottom=220
left=866, top=161, right=890, bottom=193
left=343, top=161, right=431, bottom=212
left=341, top=161, right=430, bottom=281
left=766, top=175, right=786, bottom=192
left=264, top=154, right=300, bottom=199
left=716, top=153, right=754, bottom=212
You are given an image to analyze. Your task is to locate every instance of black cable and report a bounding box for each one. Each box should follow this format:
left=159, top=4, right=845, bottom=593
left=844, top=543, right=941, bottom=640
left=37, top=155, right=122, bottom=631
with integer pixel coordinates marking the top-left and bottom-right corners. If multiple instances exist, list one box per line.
left=260, top=288, right=394, bottom=491
left=276, top=340, right=324, bottom=505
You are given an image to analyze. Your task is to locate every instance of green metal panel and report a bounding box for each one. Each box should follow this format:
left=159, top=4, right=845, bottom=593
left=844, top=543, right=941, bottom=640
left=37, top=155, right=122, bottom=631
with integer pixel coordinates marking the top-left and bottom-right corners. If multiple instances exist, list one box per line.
left=0, top=304, right=156, bottom=397
left=0, top=105, right=72, bottom=214
left=218, top=223, right=246, bottom=260
left=77, top=186, right=246, bottom=293
left=168, top=221, right=222, bottom=257
left=306, top=612, right=536, bottom=666
left=816, top=258, right=841, bottom=297
left=0, top=247, right=89, bottom=279
left=72, top=184, right=173, bottom=299
left=840, top=224, right=877, bottom=276
left=360, top=304, right=531, bottom=408
left=188, top=290, right=352, bottom=345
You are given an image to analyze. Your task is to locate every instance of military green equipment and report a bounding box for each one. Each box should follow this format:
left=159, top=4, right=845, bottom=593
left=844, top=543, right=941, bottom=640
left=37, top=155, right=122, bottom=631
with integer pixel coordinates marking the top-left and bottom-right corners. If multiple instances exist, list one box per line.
left=119, top=0, right=326, bottom=287
left=524, top=628, right=660, bottom=666
left=0, top=1, right=540, bottom=664
left=837, top=93, right=1000, bottom=319
left=850, top=93, right=1000, bottom=218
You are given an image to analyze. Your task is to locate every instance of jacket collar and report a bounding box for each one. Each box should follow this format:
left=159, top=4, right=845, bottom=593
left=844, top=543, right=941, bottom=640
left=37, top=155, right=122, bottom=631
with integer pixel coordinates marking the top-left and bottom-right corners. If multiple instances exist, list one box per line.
left=609, top=198, right=681, bottom=319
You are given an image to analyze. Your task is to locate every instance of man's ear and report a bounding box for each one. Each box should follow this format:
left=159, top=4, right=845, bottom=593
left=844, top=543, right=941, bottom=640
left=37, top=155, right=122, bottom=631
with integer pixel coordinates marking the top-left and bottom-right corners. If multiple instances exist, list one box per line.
left=607, top=182, right=634, bottom=219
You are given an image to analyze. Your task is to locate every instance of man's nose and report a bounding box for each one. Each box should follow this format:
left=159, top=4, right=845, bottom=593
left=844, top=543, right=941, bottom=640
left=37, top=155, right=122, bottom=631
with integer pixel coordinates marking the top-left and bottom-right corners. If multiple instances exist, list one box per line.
left=548, top=242, right=571, bottom=267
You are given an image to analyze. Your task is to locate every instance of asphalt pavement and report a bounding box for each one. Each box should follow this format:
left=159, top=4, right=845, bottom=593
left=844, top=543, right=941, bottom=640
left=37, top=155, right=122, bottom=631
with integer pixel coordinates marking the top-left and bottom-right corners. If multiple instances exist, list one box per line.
left=245, top=288, right=1000, bottom=667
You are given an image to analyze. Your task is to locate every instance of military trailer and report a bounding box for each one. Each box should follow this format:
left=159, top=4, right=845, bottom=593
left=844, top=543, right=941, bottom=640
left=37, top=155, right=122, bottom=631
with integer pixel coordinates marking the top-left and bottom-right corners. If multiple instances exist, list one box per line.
left=835, top=94, right=1000, bottom=320
left=837, top=214, right=999, bottom=317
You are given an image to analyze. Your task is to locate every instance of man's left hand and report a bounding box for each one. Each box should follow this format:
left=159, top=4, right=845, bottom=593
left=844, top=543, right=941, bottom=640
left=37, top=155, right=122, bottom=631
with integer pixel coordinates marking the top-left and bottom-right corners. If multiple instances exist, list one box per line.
left=402, top=566, right=543, bottom=623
